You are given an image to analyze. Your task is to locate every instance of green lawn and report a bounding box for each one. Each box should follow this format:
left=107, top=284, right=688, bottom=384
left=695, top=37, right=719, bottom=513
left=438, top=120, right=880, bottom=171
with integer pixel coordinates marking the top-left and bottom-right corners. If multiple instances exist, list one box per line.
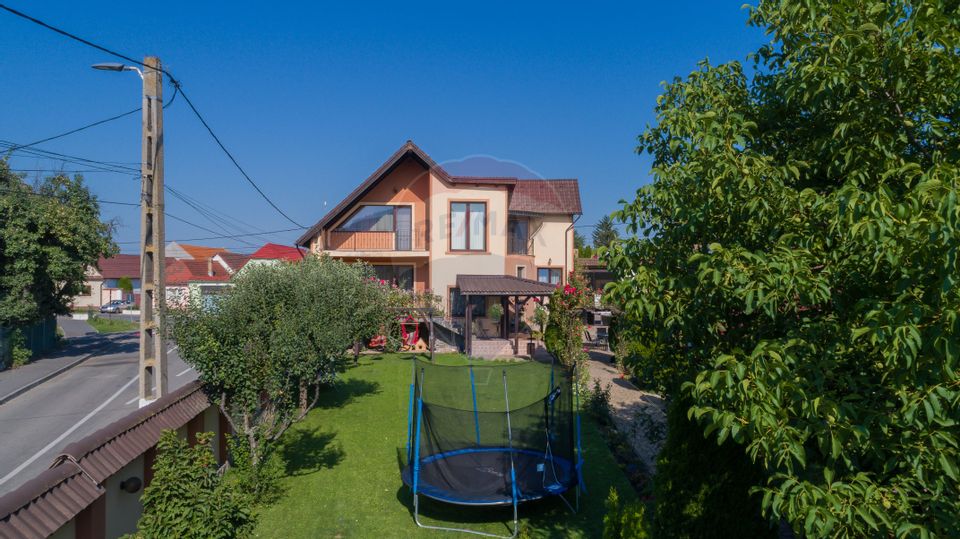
left=254, top=353, right=636, bottom=538
left=87, top=315, right=138, bottom=333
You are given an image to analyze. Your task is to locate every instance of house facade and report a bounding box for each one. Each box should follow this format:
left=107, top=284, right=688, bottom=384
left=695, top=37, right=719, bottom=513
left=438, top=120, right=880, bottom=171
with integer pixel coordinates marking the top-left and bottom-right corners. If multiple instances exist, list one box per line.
left=295, top=141, right=582, bottom=321
left=71, top=255, right=141, bottom=310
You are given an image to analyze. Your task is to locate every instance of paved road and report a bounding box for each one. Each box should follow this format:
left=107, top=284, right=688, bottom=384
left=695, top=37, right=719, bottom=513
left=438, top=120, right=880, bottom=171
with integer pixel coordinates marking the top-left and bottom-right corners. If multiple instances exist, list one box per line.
left=0, top=330, right=196, bottom=496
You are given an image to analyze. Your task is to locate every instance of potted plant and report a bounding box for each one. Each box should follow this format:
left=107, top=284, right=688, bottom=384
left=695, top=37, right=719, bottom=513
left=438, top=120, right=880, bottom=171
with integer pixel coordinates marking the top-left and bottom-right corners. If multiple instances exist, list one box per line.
left=488, top=303, right=503, bottom=325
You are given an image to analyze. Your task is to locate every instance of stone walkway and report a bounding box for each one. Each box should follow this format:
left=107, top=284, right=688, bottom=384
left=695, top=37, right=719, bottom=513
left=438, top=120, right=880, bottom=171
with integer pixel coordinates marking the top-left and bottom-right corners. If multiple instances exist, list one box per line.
left=584, top=350, right=667, bottom=473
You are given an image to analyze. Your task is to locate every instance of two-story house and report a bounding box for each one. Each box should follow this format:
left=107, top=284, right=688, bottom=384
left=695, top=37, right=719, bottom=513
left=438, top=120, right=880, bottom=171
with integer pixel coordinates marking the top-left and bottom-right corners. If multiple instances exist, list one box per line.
left=295, top=141, right=582, bottom=356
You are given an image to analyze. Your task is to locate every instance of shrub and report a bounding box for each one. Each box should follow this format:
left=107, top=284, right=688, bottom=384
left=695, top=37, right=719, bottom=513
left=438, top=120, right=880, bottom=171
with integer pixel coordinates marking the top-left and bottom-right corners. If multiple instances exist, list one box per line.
left=603, top=487, right=650, bottom=539
left=652, top=397, right=774, bottom=539
left=10, top=330, right=30, bottom=368
left=488, top=303, right=503, bottom=324
left=130, top=430, right=254, bottom=539
left=585, top=379, right=613, bottom=426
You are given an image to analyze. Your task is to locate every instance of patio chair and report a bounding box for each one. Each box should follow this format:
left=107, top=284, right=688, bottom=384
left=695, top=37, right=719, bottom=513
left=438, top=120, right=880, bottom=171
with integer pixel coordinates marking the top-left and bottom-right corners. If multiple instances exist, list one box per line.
left=473, top=319, right=491, bottom=339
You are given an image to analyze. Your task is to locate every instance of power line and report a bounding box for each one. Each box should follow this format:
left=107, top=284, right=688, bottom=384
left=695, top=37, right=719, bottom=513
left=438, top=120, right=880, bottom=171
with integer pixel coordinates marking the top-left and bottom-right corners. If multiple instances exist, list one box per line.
left=0, top=186, right=139, bottom=206
left=0, top=3, right=306, bottom=228
left=5, top=84, right=180, bottom=152
left=113, top=226, right=305, bottom=244
left=165, top=210, right=258, bottom=248
left=0, top=141, right=140, bottom=174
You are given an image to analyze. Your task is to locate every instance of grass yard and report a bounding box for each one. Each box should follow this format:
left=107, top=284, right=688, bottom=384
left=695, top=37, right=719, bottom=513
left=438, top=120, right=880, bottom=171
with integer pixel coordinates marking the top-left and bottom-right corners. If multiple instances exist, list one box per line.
left=254, top=353, right=637, bottom=538
left=86, top=315, right=138, bottom=333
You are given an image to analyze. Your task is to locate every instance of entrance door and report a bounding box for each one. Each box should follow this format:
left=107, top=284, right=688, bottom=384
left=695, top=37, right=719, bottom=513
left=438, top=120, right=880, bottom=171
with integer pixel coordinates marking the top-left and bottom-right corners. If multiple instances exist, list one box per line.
left=395, top=206, right=412, bottom=250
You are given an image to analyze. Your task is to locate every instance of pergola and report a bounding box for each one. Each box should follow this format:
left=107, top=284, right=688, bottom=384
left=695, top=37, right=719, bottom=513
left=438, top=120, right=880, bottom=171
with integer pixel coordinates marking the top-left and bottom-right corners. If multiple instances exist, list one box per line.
left=455, top=274, right=557, bottom=357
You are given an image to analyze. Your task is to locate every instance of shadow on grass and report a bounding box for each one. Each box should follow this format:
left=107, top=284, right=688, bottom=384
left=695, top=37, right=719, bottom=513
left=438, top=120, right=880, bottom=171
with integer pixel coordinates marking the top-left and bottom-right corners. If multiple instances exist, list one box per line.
left=394, top=485, right=591, bottom=538
left=280, top=427, right=345, bottom=476
left=315, top=378, right=381, bottom=409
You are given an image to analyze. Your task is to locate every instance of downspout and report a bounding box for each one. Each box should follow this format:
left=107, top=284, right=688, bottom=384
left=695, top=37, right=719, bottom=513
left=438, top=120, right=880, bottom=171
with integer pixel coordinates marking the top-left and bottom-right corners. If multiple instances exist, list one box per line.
left=564, top=213, right=581, bottom=285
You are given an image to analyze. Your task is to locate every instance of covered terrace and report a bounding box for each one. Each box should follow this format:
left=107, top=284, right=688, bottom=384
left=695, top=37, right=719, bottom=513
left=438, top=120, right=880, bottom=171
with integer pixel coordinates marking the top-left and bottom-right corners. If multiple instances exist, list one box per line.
left=455, top=274, right=557, bottom=357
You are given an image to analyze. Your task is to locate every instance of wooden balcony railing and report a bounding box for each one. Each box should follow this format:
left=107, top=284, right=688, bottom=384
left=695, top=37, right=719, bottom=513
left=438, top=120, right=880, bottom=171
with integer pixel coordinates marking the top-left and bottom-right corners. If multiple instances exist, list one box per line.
left=327, top=230, right=422, bottom=251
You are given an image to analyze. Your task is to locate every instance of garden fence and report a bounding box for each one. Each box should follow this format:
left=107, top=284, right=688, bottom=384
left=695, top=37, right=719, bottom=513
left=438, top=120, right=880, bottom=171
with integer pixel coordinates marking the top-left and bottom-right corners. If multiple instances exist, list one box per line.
left=0, top=317, right=57, bottom=370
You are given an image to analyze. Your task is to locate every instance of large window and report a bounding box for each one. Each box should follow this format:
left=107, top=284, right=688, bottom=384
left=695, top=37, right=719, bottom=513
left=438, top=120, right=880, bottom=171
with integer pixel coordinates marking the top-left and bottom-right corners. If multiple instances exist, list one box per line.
left=339, top=205, right=395, bottom=232
left=450, top=202, right=486, bottom=251
left=508, top=218, right=529, bottom=254
left=537, top=267, right=562, bottom=285
left=449, top=288, right=486, bottom=317
left=373, top=265, right=414, bottom=290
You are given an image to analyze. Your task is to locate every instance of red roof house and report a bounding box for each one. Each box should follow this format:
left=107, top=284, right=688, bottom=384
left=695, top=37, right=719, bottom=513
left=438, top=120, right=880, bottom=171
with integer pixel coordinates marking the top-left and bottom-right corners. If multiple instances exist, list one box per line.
left=250, top=243, right=304, bottom=262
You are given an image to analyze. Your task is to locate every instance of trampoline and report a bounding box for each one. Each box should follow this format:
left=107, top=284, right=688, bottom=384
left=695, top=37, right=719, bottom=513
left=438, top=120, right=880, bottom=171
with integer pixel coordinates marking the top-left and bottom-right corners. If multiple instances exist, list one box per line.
left=402, top=358, right=584, bottom=538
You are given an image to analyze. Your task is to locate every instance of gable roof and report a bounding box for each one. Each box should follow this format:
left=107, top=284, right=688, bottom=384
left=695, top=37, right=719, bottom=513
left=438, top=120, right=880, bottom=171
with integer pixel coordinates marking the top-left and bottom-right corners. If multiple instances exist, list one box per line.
left=296, top=140, right=444, bottom=246
left=250, top=243, right=304, bottom=261
left=97, top=254, right=140, bottom=279
left=177, top=244, right=224, bottom=260
left=509, top=179, right=582, bottom=215
left=296, top=141, right=582, bottom=247
left=165, top=258, right=232, bottom=285
left=213, top=251, right=251, bottom=273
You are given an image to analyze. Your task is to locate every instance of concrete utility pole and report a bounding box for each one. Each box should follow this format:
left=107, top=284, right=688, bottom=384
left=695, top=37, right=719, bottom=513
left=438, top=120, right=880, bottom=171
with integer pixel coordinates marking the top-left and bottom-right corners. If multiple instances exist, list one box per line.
left=138, top=56, right=167, bottom=406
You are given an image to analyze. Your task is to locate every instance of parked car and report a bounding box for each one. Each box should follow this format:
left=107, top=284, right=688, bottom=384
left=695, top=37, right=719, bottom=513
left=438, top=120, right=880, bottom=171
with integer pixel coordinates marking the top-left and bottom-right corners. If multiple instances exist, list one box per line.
left=99, top=300, right=130, bottom=314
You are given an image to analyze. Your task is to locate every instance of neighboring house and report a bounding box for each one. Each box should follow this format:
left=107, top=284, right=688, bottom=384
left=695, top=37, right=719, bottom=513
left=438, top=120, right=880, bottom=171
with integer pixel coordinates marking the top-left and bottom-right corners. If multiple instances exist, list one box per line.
left=71, top=255, right=141, bottom=310
left=165, top=242, right=225, bottom=261
left=211, top=251, right=251, bottom=275
left=295, top=141, right=581, bottom=356
left=243, top=242, right=304, bottom=270
left=164, top=258, right=233, bottom=309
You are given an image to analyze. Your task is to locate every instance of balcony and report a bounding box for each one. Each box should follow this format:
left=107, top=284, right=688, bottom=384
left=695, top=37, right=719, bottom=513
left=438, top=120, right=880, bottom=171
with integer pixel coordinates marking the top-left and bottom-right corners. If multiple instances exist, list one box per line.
left=327, top=228, right=422, bottom=252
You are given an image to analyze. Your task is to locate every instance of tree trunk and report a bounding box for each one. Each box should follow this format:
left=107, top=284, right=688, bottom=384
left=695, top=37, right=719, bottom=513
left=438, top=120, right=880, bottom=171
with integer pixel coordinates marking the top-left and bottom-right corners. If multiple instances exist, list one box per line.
left=243, top=412, right=259, bottom=467
left=299, top=379, right=308, bottom=415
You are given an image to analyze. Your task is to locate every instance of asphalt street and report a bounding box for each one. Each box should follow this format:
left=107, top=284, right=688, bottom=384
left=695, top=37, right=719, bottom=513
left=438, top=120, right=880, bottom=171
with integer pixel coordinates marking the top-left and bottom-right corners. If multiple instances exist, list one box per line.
left=0, top=326, right=196, bottom=496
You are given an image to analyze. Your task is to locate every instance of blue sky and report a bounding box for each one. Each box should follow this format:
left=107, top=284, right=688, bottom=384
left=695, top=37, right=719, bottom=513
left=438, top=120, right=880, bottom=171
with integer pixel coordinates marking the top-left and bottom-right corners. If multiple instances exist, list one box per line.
left=0, top=1, right=768, bottom=253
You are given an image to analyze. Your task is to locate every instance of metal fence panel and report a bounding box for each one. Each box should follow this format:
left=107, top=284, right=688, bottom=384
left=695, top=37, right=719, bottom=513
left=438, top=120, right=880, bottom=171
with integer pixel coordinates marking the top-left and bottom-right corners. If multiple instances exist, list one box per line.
left=0, top=317, right=57, bottom=370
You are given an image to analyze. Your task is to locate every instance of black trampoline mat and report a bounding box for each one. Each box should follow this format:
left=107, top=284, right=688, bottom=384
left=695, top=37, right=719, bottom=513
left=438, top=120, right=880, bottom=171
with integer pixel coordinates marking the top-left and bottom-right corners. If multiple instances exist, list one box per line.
left=402, top=447, right=575, bottom=506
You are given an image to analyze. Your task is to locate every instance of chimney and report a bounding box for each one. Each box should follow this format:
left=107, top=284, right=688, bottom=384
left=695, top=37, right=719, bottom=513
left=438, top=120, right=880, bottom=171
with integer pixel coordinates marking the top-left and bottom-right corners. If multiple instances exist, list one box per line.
left=207, top=258, right=214, bottom=277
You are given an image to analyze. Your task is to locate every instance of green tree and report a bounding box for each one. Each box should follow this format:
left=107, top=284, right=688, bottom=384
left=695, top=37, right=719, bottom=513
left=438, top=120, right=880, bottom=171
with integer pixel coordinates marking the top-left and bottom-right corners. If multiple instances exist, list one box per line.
left=167, top=255, right=386, bottom=490
left=117, top=276, right=134, bottom=300
left=591, top=215, right=619, bottom=250
left=605, top=1, right=960, bottom=536
left=0, top=162, right=115, bottom=326
left=131, top=430, right=254, bottom=539
left=574, top=229, right=594, bottom=258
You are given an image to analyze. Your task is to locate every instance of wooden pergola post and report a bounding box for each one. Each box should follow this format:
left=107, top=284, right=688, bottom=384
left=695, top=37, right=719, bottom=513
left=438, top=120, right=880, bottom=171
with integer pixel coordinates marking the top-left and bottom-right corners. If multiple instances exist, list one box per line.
left=513, top=295, right=521, bottom=355
left=465, top=297, right=473, bottom=357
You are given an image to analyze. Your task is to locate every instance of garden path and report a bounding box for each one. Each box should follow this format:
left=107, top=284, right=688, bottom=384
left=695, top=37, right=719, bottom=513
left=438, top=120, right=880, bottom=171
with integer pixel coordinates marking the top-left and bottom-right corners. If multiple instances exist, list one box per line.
left=584, top=350, right=667, bottom=473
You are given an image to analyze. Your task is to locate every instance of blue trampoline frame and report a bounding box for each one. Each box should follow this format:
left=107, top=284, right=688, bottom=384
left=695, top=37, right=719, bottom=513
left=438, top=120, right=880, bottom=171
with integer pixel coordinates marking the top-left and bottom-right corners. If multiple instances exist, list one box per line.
left=404, top=361, right=584, bottom=539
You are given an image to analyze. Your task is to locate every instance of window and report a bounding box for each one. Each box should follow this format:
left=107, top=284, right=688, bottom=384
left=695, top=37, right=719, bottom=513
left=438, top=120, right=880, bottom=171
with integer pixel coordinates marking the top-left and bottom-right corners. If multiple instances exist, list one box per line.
left=508, top=218, right=528, bottom=254
left=450, top=202, right=486, bottom=251
left=537, top=268, right=562, bottom=285
left=339, top=205, right=395, bottom=232
left=373, top=265, right=414, bottom=290
left=516, top=266, right=526, bottom=279
left=449, top=288, right=486, bottom=317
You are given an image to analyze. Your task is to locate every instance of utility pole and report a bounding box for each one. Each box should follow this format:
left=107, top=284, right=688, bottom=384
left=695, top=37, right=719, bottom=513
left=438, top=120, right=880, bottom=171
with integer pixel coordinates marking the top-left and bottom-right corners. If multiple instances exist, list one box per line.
left=138, top=56, right=167, bottom=407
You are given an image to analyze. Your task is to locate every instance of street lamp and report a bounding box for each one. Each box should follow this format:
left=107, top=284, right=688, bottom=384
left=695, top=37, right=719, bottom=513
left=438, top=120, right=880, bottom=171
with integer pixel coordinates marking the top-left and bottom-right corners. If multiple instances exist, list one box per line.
left=92, top=57, right=166, bottom=407
left=91, top=62, right=143, bottom=79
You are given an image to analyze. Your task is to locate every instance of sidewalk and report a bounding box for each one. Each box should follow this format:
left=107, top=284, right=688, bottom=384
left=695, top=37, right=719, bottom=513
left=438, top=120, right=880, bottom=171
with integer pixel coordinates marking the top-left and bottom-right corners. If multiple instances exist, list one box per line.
left=0, top=319, right=113, bottom=405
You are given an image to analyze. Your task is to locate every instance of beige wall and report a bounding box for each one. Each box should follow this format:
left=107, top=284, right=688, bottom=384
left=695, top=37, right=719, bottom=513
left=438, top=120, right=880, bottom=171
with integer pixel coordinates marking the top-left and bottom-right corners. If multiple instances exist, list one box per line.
left=428, top=173, right=510, bottom=313
left=531, top=215, right=575, bottom=284
left=104, top=455, right=145, bottom=538
left=71, top=278, right=104, bottom=309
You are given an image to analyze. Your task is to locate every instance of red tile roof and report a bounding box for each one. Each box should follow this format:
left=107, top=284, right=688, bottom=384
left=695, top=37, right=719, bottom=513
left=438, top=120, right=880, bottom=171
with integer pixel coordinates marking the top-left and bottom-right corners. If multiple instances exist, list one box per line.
left=97, top=254, right=140, bottom=279
left=250, top=243, right=304, bottom=261
left=165, top=259, right=232, bottom=285
left=178, top=244, right=224, bottom=260
left=509, top=179, right=582, bottom=215
left=215, top=251, right=252, bottom=272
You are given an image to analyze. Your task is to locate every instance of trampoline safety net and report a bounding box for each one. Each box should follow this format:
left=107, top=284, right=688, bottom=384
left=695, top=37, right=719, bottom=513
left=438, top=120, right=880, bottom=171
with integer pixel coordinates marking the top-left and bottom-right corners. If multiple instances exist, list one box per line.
left=402, top=358, right=579, bottom=507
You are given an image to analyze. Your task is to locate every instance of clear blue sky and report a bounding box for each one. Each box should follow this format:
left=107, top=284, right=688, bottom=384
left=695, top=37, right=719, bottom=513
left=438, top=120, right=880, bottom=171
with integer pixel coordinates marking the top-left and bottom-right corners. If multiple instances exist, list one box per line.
left=0, top=1, right=767, bottom=254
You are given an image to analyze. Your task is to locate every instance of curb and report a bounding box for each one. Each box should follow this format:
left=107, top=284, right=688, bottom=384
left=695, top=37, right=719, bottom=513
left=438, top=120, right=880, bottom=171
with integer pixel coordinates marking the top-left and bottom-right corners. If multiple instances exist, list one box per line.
left=0, top=352, right=97, bottom=406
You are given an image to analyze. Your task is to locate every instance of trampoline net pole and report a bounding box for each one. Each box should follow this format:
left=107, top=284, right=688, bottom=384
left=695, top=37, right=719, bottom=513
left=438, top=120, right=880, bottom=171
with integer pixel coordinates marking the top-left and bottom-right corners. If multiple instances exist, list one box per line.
left=502, top=370, right=519, bottom=538
left=406, top=360, right=417, bottom=463
left=470, top=365, right=481, bottom=446
left=413, top=368, right=425, bottom=496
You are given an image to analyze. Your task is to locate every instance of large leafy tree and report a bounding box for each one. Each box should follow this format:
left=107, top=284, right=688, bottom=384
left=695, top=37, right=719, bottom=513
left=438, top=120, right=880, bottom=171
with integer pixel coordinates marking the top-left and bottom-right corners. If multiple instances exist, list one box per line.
left=605, top=1, right=960, bottom=537
left=0, top=161, right=115, bottom=326
left=168, top=256, right=385, bottom=477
